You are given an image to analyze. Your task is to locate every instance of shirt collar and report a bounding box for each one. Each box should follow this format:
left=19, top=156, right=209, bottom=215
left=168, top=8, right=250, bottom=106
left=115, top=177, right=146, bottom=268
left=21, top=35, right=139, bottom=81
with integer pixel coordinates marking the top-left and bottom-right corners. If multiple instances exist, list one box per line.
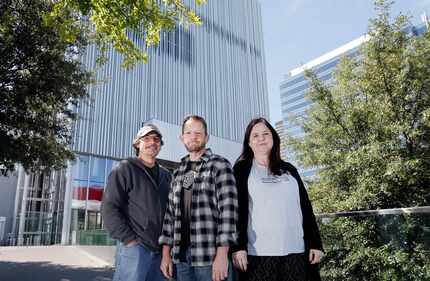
left=181, top=148, right=212, bottom=164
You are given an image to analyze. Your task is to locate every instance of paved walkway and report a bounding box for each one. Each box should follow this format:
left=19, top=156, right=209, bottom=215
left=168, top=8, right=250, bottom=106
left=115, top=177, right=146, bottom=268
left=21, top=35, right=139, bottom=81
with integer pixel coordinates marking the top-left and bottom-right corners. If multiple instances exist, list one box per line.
left=0, top=246, right=114, bottom=281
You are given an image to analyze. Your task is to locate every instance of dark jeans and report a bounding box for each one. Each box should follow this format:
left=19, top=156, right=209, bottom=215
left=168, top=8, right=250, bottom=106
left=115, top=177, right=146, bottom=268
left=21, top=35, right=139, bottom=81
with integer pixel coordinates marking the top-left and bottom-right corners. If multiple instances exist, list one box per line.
left=113, top=242, right=165, bottom=281
left=175, top=248, right=234, bottom=281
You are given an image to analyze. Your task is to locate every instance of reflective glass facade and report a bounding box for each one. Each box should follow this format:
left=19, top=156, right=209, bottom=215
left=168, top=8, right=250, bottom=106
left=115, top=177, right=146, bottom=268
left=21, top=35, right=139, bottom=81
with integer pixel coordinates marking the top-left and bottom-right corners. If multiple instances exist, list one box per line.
left=10, top=169, right=66, bottom=245
left=70, top=155, right=119, bottom=234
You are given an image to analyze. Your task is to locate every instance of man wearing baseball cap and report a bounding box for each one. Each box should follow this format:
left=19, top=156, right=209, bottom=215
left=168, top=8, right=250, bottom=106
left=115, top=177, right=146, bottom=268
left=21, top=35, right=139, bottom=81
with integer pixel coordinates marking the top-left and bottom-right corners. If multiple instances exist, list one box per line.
left=102, top=123, right=172, bottom=281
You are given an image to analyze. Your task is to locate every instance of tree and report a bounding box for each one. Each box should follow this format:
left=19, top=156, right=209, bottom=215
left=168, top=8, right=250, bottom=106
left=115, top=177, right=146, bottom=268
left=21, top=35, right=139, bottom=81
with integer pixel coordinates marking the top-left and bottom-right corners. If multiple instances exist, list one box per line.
left=290, top=1, right=430, bottom=212
left=0, top=0, right=205, bottom=174
left=45, top=0, right=206, bottom=68
left=287, top=0, right=430, bottom=279
left=0, top=0, right=91, bottom=174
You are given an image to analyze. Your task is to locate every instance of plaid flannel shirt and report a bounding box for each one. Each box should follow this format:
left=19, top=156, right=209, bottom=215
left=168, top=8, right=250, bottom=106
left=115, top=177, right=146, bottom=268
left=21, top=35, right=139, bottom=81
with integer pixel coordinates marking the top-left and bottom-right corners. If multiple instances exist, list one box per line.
left=159, top=149, right=238, bottom=266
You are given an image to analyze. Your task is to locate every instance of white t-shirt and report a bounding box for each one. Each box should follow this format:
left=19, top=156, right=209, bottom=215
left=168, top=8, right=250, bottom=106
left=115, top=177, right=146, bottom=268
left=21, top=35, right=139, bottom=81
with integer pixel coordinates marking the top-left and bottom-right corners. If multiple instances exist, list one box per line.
left=247, top=161, right=305, bottom=256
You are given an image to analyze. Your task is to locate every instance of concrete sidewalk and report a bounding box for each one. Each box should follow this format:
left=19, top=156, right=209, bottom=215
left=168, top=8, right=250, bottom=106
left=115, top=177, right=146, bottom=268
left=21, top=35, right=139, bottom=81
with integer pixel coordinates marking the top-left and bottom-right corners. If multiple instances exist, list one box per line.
left=0, top=246, right=114, bottom=281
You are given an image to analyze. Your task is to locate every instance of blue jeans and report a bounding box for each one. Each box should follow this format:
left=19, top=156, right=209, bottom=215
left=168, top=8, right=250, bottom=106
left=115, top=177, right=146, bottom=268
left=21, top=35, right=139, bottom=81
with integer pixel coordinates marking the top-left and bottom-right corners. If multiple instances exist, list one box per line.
left=175, top=248, right=234, bottom=281
left=113, top=242, right=165, bottom=281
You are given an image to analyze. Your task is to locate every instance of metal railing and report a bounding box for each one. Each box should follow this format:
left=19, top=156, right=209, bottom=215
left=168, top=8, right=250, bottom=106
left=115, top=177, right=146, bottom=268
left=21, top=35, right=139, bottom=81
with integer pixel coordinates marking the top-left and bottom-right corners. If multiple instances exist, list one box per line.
left=315, top=206, right=430, bottom=280
left=317, top=206, right=430, bottom=218
left=7, top=231, right=61, bottom=246
left=73, top=229, right=116, bottom=246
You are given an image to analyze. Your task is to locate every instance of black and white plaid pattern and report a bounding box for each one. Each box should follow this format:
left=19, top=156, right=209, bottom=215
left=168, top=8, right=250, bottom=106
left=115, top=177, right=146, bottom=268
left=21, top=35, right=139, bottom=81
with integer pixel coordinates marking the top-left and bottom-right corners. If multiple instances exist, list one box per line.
left=159, top=149, right=238, bottom=266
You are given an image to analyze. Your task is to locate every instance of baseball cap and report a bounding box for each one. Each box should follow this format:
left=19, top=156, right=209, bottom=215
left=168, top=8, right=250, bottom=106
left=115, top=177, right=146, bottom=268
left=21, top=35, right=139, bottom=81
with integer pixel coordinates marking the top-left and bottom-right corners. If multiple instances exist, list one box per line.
left=133, top=124, right=163, bottom=148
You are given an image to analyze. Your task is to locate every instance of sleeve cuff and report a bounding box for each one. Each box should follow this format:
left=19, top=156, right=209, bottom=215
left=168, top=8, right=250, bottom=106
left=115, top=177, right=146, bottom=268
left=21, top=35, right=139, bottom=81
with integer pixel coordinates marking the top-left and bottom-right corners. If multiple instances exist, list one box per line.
left=159, top=235, right=173, bottom=246
left=216, top=233, right=237, bottom=247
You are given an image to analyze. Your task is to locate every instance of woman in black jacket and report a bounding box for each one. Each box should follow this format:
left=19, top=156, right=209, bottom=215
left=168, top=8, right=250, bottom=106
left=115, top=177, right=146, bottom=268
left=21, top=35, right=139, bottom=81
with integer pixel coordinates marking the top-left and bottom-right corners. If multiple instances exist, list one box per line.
left=231, top=118, right=323, bottom=281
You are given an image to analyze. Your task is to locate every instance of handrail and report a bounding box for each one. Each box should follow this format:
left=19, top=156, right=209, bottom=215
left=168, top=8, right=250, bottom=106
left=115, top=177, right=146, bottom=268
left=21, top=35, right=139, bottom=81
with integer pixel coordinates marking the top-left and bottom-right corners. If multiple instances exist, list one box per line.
left=316, top=206, right=430, bottom=218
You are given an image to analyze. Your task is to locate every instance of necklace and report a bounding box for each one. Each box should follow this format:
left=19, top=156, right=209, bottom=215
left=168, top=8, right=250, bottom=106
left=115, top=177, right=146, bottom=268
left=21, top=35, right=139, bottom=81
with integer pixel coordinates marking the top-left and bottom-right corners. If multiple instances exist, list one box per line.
left=254, top=158, right=269, bottom=167
left=252, top=160, right=269, bottom=177
left=252, top=160, right=288, bottom=183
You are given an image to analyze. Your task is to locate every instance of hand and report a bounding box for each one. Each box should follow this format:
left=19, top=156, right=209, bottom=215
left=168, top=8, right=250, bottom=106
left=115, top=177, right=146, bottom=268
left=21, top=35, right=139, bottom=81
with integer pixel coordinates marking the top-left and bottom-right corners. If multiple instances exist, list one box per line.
left=232, top=250, right=248, bottom=271
left=125, top=239, right=138, bottom=247
left=160, top=246, right=173, bottom=279
left=212, top=247, right=229, bottom=281
left=309, top=249, right=324, bottom=264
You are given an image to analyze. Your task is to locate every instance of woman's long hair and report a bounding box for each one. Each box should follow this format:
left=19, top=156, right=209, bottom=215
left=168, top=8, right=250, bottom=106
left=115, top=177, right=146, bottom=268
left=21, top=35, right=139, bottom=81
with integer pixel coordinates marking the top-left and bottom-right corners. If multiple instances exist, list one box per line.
left=236, top=117, right=283, bottom=175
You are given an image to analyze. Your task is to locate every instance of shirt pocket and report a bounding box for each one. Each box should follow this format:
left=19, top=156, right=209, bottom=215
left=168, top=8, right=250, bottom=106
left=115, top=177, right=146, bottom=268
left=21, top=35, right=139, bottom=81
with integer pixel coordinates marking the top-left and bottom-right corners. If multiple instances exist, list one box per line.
left=195, top=169, right=215, bottom=190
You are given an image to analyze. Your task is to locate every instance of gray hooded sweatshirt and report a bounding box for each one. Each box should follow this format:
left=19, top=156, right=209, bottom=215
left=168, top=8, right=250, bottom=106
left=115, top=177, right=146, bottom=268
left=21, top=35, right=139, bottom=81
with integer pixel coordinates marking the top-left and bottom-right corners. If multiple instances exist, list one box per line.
left=101, top=157, right=171, bottom=252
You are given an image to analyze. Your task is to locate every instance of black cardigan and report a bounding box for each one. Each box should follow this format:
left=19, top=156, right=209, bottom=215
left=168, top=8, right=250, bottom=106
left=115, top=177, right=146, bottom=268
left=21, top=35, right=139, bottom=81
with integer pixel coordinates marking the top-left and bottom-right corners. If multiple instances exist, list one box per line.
left=232, top=160, right=323, bottom=281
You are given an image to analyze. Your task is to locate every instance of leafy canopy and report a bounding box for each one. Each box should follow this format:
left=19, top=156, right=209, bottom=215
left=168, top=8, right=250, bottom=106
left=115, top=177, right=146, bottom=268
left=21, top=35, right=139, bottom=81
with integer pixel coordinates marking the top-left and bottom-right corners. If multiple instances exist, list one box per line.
left=288, top=0, right=430, bottom=212
left=44, top=0, right=206, bottom=68
left=0, top=0, right=91, bottom=173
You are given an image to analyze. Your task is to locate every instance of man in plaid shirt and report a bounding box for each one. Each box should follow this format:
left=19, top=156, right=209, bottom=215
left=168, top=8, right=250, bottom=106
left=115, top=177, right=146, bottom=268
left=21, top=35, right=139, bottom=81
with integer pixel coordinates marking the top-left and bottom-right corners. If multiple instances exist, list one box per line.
left=159, top=115, right=238, bottom=281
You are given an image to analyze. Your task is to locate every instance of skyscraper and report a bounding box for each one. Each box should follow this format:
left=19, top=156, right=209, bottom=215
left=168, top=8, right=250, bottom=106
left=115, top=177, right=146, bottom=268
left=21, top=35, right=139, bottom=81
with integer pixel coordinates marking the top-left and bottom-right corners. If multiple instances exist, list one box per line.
left=274, top=120, right=288, bottom=161
left=280, top=23, right=428, bottom=178
left=280, top=35, right=366, bottom=178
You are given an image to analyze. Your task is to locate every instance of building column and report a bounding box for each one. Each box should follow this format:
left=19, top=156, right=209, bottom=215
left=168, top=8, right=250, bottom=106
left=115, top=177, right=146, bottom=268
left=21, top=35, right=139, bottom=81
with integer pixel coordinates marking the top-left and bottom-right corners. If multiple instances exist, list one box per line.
left=17, top=172, right=30, bottom=246
left=61, top=162, right=73, bottom=245
left=11, top=166, right=25, bottom=245
left=48, top=170, right=57, bottom=243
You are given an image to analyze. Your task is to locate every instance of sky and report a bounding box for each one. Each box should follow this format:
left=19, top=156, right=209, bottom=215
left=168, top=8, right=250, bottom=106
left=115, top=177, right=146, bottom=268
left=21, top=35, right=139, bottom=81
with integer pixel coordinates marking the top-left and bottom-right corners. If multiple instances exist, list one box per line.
left=259, top=0, right=430, bottom=123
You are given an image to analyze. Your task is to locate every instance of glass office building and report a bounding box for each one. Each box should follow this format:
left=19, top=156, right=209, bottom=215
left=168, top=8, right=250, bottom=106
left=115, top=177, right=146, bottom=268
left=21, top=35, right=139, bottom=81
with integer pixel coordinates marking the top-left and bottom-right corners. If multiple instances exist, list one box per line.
left=69, top=155, right=117, bottom=231
left=280, top=23, right=428, bottom=178
left=280, top=36, right=365, bottom=178
left=8, top=0, right=269, bottom=246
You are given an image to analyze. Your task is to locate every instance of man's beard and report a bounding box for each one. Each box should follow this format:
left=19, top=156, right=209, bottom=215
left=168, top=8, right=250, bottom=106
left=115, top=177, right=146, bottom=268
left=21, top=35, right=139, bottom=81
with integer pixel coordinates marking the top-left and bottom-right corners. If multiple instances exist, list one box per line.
left=185, top=142, right=206, bottom=153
